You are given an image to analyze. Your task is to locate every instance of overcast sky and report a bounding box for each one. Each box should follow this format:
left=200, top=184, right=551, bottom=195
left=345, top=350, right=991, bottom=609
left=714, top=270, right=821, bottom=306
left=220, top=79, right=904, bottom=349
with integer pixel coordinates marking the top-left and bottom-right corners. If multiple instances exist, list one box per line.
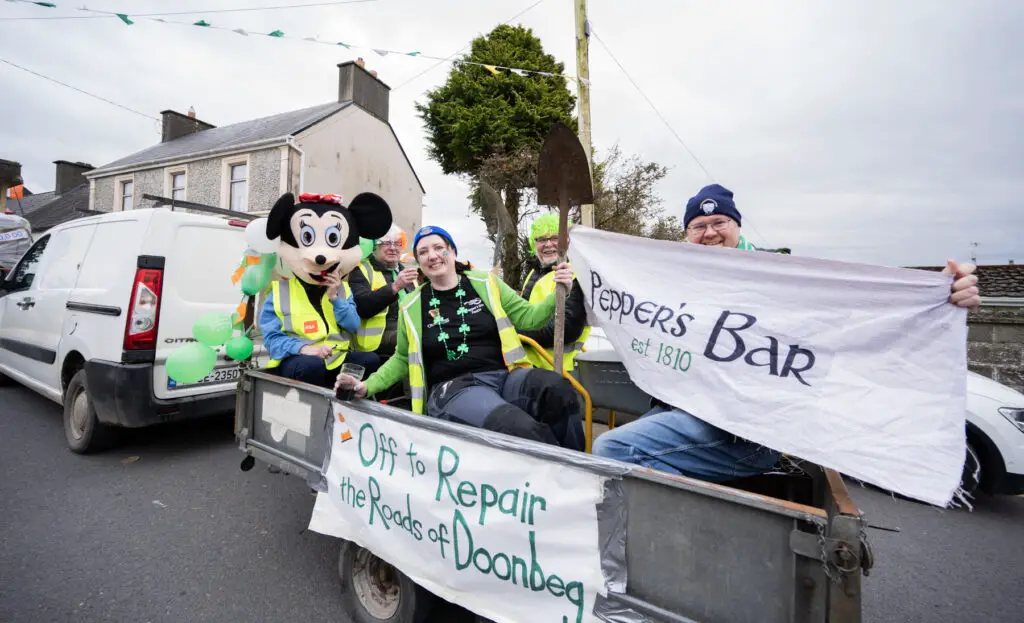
left=2, top=0, right=1021, bottom=268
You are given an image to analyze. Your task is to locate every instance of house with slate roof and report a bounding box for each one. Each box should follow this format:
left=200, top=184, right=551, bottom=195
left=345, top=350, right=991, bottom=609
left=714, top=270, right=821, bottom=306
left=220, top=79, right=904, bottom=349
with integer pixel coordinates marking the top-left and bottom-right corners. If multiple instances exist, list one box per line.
left=84, top=61, right=425, bottom=234
left=912, top=263, right=1024, bottom=392
left=1, top=160, right=97, bottom=235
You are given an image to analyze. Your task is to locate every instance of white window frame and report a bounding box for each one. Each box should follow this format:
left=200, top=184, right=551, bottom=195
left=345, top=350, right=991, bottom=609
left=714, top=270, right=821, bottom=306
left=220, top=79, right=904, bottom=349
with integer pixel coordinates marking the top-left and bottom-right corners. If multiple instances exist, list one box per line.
left=166, top=169, right=187, bottom=203
left=221, top=156, right=250, bottom=213
left=115, top=175, right=135, bottom=211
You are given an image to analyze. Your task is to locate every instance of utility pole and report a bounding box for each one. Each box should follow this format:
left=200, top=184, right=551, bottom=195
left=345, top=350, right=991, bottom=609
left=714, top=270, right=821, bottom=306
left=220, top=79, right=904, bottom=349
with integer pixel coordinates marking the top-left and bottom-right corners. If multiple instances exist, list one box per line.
left=574, top=0, right=595, bottom=228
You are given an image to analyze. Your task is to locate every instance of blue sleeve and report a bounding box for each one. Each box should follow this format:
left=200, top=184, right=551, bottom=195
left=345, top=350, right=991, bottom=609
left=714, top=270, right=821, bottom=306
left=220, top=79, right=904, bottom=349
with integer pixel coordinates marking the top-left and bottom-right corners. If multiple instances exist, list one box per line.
left=332, top=294, right=361, bottom=333
left=260, top=291, right=305, bottom=360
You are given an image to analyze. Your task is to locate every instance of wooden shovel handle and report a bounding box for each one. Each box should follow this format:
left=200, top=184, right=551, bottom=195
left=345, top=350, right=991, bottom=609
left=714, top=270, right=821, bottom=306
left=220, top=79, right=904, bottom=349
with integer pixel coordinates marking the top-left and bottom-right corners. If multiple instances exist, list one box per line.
left=552, top=199, right=571, bottom=376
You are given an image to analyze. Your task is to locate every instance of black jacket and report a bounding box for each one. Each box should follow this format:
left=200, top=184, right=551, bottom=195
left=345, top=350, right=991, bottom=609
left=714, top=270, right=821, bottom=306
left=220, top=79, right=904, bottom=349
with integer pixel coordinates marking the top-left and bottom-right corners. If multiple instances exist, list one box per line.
left=348, top=255, right=405, bottom=330
left=518, top=257, right=588, bottom=348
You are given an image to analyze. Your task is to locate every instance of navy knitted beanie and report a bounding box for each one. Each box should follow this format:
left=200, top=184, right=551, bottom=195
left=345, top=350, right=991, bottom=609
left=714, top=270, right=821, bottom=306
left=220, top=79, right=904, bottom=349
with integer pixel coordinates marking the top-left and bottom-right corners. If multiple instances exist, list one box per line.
left=684, top=184, right=742, bottom=228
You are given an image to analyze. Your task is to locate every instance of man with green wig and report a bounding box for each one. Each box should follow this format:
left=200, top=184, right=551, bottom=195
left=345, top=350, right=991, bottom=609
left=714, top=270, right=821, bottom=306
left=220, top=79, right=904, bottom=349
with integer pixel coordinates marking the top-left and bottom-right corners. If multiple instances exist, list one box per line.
left=518, top=213, right=591, bottom=372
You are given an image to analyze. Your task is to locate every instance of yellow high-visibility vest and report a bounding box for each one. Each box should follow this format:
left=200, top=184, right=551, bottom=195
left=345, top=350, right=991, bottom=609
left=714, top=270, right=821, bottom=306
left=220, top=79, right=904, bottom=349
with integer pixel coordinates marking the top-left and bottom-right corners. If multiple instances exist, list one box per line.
left=266, top=278, right=352, bottom=370
left=403, top=271, right=532, bottom=414
left=520, top=268, right=591, bottom=372
left=354, top=259, right=388, bottom=352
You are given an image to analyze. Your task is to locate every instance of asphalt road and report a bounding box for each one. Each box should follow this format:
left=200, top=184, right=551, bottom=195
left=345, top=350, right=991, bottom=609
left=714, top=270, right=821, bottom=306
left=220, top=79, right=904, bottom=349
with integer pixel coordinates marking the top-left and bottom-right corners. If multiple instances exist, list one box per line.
left=1, top=384, right=1022, bottom=623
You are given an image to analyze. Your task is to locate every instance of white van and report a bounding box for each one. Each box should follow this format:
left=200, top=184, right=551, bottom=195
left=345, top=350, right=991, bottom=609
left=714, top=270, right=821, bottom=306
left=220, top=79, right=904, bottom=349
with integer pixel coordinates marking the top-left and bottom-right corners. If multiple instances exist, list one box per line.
left=0, top=207, right=262, bottom=453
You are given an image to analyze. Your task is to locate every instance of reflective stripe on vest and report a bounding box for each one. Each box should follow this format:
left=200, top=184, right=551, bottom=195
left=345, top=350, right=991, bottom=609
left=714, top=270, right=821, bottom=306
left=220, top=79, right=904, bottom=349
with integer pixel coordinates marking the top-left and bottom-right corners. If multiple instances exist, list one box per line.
left=354, top=259, right=389, bottom=352
left=522, top=269, right=591, bottom=372
left=401, top=271, right=532, bottom=414
left=266, top=278, right=352, bottom=370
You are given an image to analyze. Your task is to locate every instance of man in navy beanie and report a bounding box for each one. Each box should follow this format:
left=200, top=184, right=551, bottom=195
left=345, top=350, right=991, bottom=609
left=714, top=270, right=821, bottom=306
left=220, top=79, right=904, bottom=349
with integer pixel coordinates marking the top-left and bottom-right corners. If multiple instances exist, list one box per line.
left=682, top=183, right=756, bottom=250
left=593, top=182, right=983, bottom=485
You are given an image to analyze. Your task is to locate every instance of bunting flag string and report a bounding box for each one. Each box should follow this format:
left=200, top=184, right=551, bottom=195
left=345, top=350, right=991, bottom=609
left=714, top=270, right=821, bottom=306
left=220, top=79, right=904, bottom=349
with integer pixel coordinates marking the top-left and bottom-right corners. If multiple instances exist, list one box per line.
left=6, top=2, right=586, bottom=84
left=6, top=0, right=58, bottom=7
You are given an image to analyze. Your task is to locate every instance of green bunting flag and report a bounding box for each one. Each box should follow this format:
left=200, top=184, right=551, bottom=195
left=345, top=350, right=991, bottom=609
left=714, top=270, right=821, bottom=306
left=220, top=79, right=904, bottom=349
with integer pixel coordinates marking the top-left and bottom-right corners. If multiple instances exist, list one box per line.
left=19, top=6, right=584, bottom=85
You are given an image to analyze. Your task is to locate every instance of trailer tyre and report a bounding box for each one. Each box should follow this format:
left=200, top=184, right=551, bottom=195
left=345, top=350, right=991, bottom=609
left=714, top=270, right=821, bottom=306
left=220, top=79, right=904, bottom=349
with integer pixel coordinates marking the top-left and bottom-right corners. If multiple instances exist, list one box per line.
left=338, top=540, right=435, bottom=623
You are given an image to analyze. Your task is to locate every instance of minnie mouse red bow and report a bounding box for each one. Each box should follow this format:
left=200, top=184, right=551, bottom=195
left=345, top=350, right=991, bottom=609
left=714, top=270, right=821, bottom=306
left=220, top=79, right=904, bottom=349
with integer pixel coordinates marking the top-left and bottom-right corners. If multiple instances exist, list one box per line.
left=298, top=192, right=344, bottom=205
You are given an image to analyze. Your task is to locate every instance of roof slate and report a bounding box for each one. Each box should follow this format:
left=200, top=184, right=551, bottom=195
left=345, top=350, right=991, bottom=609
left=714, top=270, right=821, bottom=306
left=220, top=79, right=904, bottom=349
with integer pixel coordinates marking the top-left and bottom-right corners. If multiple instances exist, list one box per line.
left=25, top=184, right=91, bottom=231
left=5, top=191, right=55, bottom=216
left=908, top=264, right=1024, bottom=298
left=91, top=101, right=352, bottom=174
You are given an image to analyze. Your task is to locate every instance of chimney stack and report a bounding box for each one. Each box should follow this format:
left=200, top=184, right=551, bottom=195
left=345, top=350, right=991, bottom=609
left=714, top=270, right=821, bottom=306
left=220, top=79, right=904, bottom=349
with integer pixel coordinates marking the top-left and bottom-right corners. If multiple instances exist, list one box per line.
left=53, top=160, right=94, bottom=195
left=160, top=109, right=215, bottom=143
left=338, top=60, right=390, bottom=122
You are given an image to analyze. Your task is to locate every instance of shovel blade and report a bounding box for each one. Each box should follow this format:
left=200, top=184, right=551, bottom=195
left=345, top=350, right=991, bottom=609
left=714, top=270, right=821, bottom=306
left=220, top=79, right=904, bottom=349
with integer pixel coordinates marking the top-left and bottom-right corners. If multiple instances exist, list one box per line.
left=536, top=122, right=594, bottom=207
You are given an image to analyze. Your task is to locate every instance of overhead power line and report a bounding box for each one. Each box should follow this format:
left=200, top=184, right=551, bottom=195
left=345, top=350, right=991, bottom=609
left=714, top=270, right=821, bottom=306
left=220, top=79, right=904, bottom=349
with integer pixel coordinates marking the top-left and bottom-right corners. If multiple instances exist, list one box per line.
left=590, top=26, right=773, bottom=246
left=0, top=57, right=159, bottom=121
left=590, top=26, right=714, bottom=182
left=392, top=0, right=549, bottom=91
left=0, top=0, right=378, bottom=21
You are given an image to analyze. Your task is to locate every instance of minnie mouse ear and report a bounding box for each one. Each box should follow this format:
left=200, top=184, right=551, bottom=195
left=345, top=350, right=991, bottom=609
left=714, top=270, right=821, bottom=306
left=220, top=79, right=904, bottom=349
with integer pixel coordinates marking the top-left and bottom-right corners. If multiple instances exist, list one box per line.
left=348, top=192, right=392, bottom=240
left=266, top=193, right=296, bottom=240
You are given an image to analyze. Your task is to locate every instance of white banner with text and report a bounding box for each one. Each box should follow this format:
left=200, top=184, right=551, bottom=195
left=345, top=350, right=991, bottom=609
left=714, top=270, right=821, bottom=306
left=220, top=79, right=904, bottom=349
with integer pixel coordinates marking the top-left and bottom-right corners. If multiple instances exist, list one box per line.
left=569, top=227, right=968, bottom=507
left=308, top=403, right=609, bottom=623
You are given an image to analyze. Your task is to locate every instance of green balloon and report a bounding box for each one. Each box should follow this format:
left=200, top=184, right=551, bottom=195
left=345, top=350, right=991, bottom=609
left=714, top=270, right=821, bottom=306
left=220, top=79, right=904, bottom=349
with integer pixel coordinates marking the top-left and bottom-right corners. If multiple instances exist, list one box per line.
left=193, top=312, right=234, bottom=347
left=240, top=264, right=272, bottom=296
left=225, top=335, right=254, bottom=361
left=359, top=237, right=374, bottom=259
left=166, top=343, right=217, bottom=384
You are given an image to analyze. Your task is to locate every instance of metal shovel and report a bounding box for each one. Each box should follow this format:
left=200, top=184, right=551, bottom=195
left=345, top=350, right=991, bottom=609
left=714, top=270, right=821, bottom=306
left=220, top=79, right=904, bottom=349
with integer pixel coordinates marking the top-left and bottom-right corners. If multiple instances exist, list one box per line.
left=536, top=121, right=595, bottom=374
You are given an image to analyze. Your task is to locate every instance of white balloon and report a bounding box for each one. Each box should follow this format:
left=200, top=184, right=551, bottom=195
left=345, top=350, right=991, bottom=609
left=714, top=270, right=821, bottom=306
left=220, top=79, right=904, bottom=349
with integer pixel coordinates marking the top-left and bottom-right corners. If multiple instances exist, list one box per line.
left=245, top=218, right=278, bottom=254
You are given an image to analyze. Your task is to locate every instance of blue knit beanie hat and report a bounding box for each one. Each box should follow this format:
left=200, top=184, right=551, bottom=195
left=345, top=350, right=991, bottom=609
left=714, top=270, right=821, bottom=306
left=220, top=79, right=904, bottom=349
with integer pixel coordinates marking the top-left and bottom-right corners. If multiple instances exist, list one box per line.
left=684, top=184, right=742, bottom=229
left=413, top=225, right=457, bottom=255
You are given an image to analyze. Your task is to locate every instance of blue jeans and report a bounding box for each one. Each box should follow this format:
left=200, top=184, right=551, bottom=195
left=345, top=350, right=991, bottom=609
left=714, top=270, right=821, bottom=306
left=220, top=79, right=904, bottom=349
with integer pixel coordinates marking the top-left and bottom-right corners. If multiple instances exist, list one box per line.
left=592, top=406, right=780, bottom=483
left=274, top=351, right=380, bottom=389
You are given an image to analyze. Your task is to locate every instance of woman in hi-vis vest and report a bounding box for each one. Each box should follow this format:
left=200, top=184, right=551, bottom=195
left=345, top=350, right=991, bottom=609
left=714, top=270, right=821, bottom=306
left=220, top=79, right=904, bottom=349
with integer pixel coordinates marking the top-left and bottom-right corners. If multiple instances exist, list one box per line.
left=335, top=225, right=585, bottom=451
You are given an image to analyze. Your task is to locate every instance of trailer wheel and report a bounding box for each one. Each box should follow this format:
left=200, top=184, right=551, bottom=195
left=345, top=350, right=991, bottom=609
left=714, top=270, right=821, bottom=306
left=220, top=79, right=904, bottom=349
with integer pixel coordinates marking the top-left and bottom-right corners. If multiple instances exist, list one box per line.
left=338, top=540, right=434, bottom=623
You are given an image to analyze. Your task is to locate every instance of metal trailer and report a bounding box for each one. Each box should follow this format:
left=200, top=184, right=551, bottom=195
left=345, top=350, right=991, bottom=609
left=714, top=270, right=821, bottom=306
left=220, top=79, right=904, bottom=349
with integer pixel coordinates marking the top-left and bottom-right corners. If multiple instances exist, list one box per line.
left=235, top=350, right=874, bottom=623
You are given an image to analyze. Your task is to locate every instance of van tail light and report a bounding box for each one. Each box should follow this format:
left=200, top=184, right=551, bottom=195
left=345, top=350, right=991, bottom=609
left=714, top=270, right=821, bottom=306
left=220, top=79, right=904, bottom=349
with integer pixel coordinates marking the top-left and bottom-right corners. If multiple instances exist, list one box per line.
left=124, top=267, right=164, bottom=350
left=227, top=219, right=248, bottom=228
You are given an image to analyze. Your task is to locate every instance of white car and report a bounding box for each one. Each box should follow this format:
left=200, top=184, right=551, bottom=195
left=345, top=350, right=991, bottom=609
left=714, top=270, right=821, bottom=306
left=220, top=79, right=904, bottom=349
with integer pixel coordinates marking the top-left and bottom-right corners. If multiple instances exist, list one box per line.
left=580, top=328, right=1024, bottom=497
left=0, top=207, right=258, bottom=453
left=962, top=371, right=1024, bottom=496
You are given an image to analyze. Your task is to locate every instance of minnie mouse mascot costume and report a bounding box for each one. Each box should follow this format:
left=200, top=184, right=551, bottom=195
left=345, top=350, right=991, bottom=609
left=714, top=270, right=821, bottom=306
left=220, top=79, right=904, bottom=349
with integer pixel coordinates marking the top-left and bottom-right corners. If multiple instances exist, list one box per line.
left=258, top=191, right=392, bottom=388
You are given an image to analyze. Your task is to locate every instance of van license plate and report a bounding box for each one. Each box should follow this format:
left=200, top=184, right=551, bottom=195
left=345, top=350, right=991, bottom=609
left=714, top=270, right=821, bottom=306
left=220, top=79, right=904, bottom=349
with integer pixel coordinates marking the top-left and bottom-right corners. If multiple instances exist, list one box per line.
left=167, top=366, right=242, bottom=389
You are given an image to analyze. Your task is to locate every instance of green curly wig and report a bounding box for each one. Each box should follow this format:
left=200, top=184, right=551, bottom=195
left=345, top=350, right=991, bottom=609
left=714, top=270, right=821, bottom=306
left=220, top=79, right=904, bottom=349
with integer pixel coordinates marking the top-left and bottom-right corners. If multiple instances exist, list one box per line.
left=529, top=213, right=560, bottom=255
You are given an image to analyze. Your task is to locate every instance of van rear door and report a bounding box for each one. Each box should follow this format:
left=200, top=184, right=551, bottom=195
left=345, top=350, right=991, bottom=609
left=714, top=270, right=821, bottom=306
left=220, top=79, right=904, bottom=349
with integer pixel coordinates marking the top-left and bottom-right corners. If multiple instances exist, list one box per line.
left=152, top=218, right=250, bottom=401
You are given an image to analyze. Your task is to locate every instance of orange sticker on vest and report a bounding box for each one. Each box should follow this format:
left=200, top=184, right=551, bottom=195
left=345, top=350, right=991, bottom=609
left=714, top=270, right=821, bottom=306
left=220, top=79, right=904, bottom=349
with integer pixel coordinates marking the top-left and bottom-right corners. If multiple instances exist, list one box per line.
left=304, top=320, right=319, bottom=334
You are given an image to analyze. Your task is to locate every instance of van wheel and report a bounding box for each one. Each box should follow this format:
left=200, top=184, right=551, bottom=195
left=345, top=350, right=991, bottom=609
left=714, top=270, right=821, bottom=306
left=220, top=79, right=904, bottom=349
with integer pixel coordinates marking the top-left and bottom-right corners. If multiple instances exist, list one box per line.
left=63, top=369, right=116, bottom=454
left=338, top=540, right=435, bottom=623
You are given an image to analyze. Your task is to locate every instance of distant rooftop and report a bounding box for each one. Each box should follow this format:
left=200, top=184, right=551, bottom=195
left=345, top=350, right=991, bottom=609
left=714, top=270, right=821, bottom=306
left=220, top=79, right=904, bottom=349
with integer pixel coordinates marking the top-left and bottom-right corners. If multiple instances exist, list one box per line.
left=5, top=191, right=55, bottom=216
left=909, top=264, right=1024, bottom=298
left=90, top=101, right=353, bottom=175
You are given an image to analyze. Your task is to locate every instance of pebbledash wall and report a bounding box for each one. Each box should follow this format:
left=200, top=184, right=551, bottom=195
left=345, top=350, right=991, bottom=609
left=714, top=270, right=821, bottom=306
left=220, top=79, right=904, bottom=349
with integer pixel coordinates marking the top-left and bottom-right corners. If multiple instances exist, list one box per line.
left=967, top=304, right=1024, bottom=393
left=91, top=147, right=285, bottom=214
